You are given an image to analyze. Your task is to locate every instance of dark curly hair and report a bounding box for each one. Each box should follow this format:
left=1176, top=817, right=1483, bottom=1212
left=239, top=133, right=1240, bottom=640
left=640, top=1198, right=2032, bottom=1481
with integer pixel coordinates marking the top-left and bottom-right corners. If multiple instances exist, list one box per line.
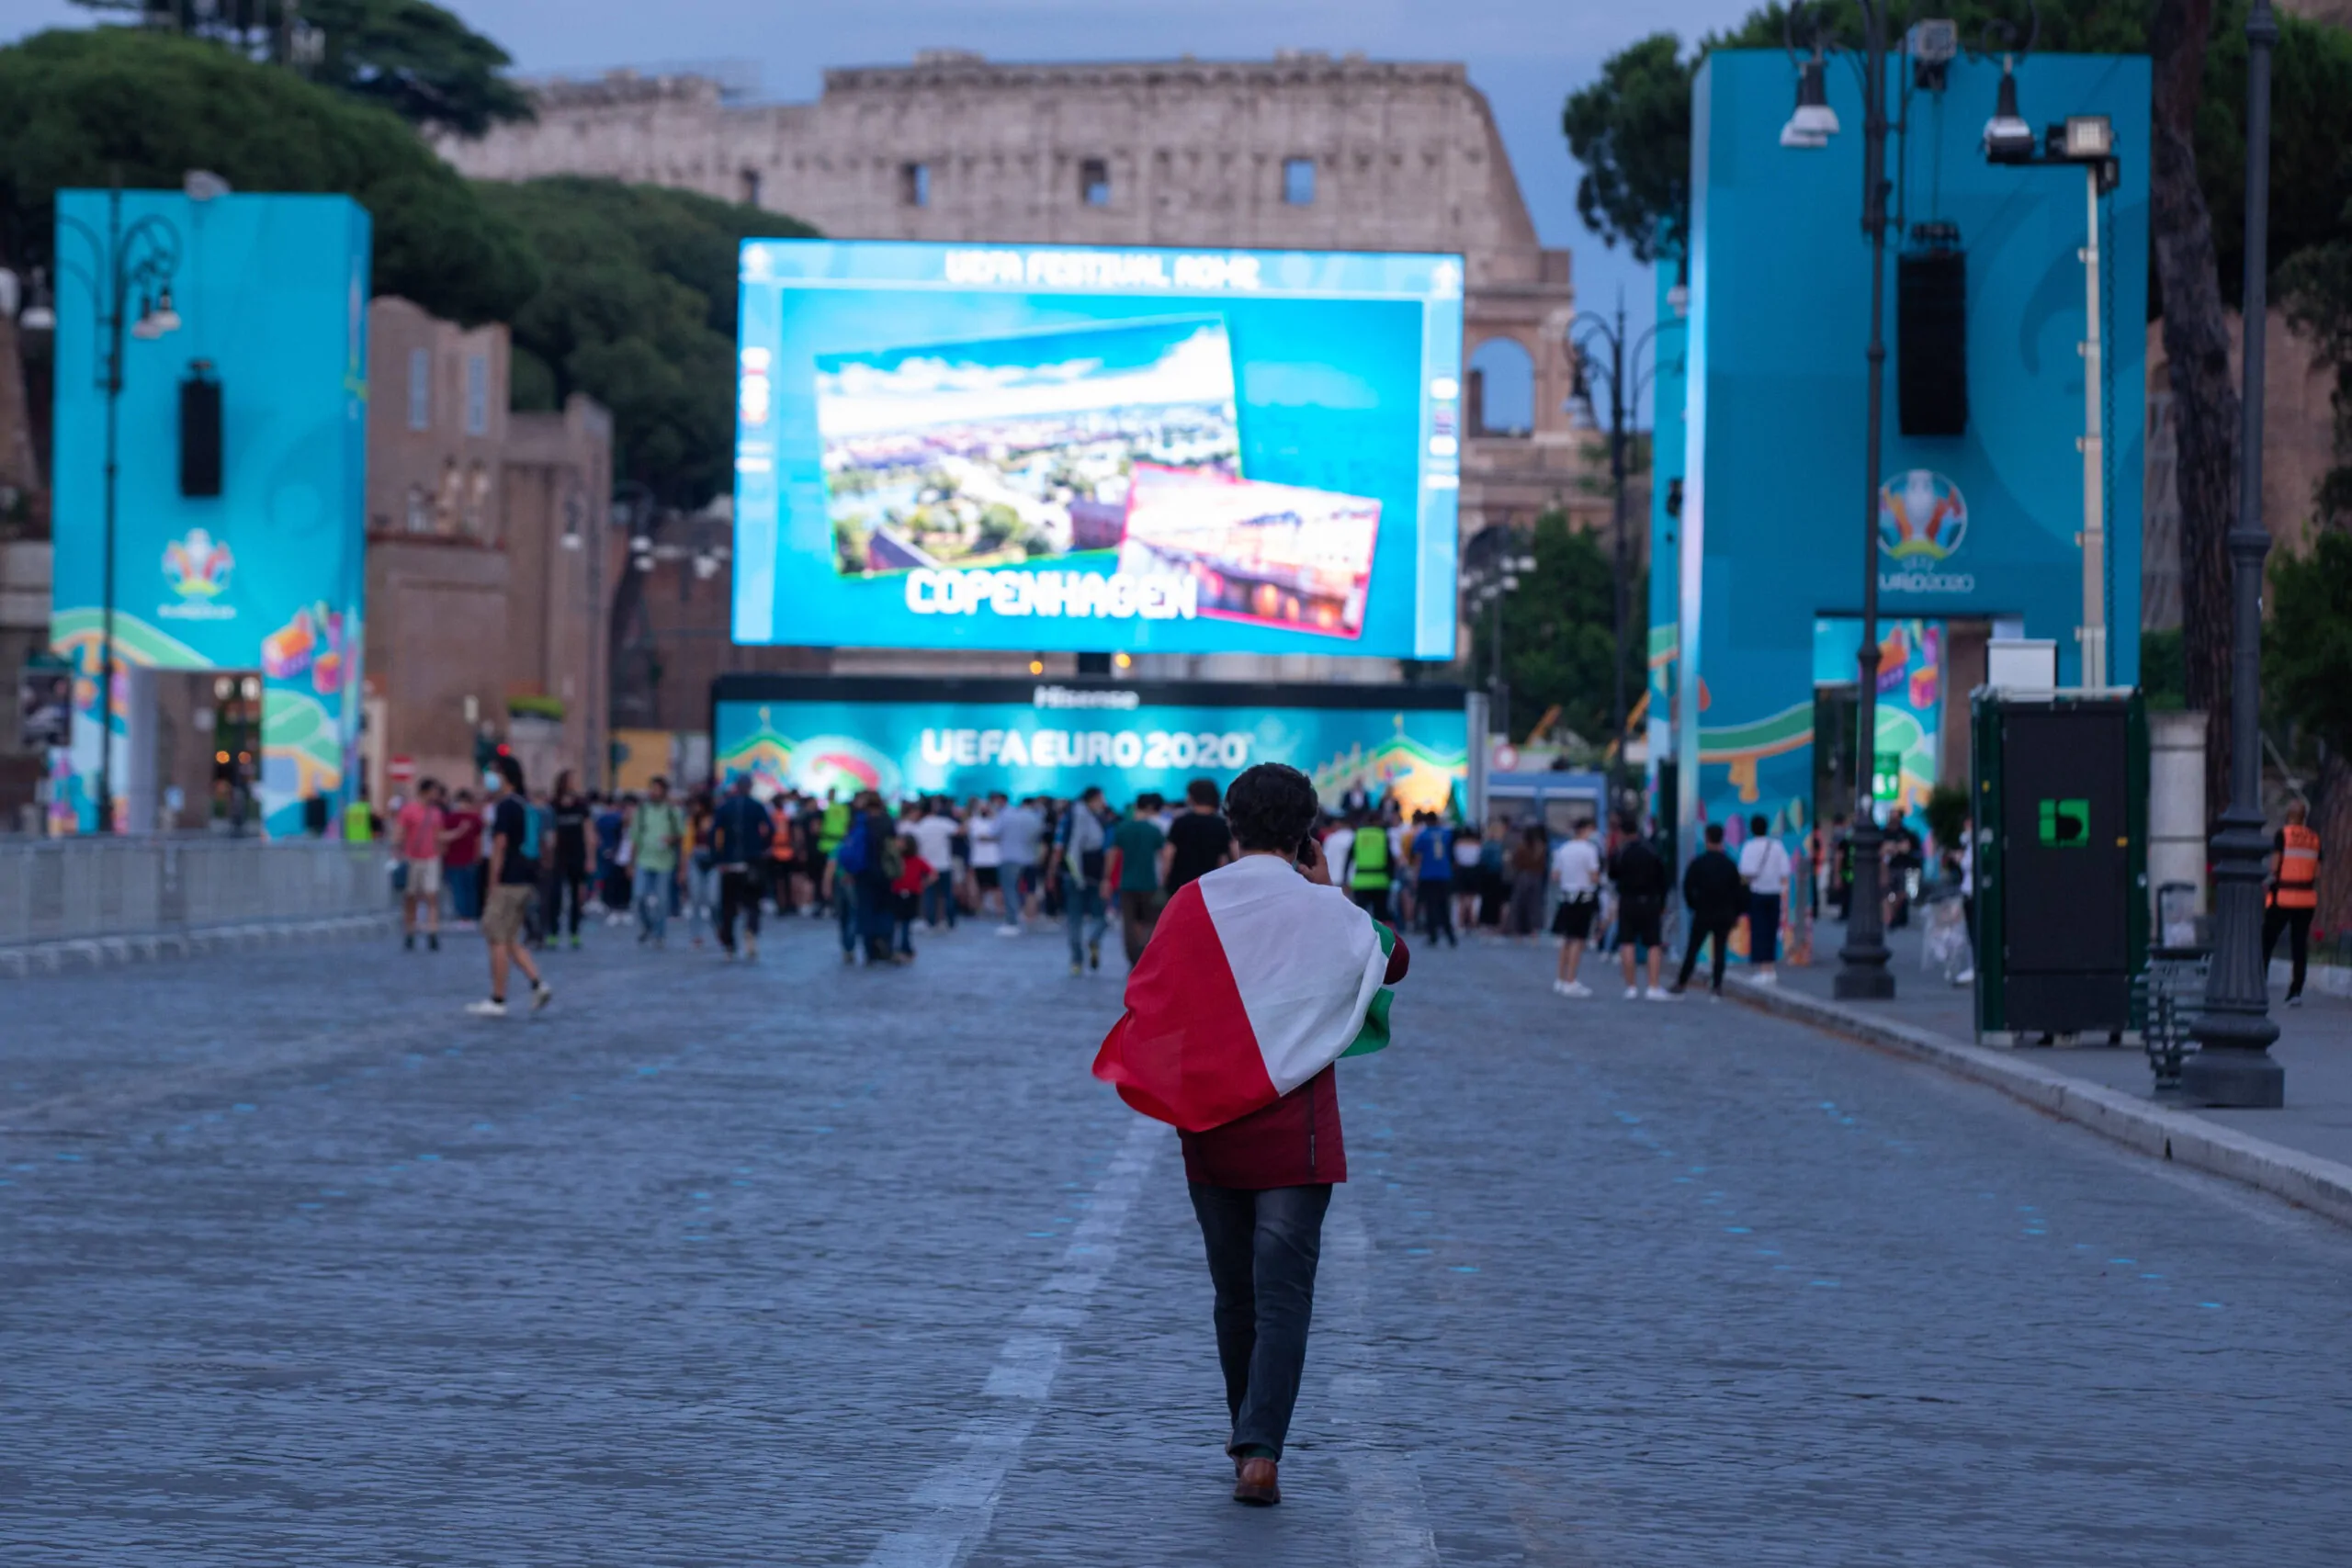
left=1224, top=762, right=1320, bottom=853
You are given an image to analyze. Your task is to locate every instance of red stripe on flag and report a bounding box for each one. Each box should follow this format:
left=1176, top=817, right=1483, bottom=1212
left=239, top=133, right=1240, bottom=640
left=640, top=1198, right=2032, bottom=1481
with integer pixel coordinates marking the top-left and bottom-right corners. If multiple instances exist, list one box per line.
left=1091, top=881, right=1276, bottom=1132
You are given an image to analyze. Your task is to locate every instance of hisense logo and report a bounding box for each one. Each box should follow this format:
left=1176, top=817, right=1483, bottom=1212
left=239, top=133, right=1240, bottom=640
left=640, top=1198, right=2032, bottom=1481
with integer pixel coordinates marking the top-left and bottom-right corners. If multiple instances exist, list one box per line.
left=1034, top=685, right=1140, bottom=710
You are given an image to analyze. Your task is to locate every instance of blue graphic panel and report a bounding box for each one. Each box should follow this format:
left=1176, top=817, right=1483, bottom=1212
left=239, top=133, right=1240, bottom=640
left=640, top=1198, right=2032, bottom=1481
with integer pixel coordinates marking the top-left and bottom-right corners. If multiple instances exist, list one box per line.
left=1680, top=51, right=2149, bottom=841
left=50, top=190, right=369, bottom=834
left=733, top=240, right=1464, bottom=660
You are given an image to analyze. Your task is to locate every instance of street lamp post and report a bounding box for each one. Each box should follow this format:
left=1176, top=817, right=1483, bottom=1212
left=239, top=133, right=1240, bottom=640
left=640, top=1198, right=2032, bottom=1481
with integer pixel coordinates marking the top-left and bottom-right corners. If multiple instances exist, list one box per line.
left=1571, top=294, right=1671, bottom=807
left=1464, top=535, right=1534, bottom=746
left=2185, top=0, right=2285, bottom=1107
left=44, top=179, right=183, bottom=834
left=1779, top=1, right=1896, bottom=998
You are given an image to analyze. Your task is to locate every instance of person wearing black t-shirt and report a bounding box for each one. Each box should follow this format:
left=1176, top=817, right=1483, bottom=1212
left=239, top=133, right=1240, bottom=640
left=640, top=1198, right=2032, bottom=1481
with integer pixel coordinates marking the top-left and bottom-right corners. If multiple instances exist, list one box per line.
left=548, top=773, right=594, bottom=949
left=469, top=755, right=552, bottom=1018
left=1161, top=777, right=1235, bottom=895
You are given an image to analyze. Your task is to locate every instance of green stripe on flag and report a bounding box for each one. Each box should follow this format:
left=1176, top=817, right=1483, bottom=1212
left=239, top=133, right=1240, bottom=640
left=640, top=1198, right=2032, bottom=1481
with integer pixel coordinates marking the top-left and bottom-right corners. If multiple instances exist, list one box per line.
left=1341, top=987, right=1393, bottom=1057
left=1344, top=919, right=1396, bottom=1057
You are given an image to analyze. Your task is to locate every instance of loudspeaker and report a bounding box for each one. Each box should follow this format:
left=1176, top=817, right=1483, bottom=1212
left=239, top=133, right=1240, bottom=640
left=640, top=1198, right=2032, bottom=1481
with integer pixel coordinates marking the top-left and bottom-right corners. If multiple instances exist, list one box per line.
left=1897, top=249, right=1967, bottom=436
left=180, top=368, right=222, bottom=498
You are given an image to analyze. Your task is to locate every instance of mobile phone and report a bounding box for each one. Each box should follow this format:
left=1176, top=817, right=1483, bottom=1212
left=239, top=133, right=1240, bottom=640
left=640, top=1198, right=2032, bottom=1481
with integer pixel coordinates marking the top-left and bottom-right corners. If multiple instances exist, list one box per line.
left=1296, top=834, right=1320, bottom=867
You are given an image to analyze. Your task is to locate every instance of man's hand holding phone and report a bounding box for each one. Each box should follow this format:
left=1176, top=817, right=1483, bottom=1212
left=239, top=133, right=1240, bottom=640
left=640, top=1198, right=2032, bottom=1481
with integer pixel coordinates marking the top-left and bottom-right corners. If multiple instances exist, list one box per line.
left=1296, top=835, right=1333, bottom=887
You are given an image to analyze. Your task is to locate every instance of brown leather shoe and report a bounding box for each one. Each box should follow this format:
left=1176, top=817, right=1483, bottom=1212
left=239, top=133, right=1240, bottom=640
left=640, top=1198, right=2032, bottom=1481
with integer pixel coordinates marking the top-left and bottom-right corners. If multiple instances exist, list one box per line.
left=1232, top=1457, right=1280, bottom=1506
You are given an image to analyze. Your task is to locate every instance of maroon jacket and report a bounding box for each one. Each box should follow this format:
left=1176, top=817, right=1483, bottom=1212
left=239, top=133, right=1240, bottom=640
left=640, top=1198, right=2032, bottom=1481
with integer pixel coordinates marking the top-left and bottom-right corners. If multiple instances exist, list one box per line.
left=1178, top=930, right=1409, bottom=1189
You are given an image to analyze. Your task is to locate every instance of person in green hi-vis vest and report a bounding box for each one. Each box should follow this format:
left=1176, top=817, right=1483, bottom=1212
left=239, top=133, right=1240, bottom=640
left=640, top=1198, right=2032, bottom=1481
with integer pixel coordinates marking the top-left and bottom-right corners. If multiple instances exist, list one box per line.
left=1348, top=817, right=1391, bottom=923
left=343, top=795, right=373, bottom=843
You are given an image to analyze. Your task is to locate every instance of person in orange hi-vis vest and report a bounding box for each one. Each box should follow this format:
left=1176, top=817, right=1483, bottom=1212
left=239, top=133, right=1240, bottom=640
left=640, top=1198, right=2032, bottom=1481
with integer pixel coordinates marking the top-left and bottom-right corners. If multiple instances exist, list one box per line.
left=2263, top=798, right=2323, bottom=1007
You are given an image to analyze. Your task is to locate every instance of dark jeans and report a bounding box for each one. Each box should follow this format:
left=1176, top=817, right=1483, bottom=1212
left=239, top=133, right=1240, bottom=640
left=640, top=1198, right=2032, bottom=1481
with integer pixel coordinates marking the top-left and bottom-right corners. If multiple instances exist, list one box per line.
left=718, top=866, right=764, bottom=952
left=1188, top=1182, right=1333, bottom=1461
left=2264, top=904, right=2314, bottom=996
left=832, top=880, right=857, bottom=954
left=1350, top=885, right=1391, bottom=923
left=1117, top=887, right=1162, bottom=964
left=447, top=863, right=482, bottom=922
left=1677, top=916, right=1736, bottom=992
left=553, top=861, right=589, bottom=937
left=1748, top=891, right=1782, bottom=964
left=1419, top=877, right=1456, bottom=946
left=922, top=871, right=957, bottom=928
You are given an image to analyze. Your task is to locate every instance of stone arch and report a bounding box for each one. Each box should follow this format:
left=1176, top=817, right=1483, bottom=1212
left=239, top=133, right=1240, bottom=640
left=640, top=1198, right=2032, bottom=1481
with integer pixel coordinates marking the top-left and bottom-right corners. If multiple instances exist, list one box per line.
left=1467, top=335, right=1535, bottom=437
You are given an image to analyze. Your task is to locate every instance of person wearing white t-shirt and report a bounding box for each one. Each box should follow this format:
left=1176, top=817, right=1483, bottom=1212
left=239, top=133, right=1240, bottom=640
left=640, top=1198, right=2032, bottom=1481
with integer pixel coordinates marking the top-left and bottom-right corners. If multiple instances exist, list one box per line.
left=1548, top=818, right=1603, bottom=996
left=910, top=802, right=960, bottom=931
left=968, top=795, right=1006, bottom=921
left=1736, top=813, right=1793, bottom=984
left=1321, top=821, right=1356, bottom=888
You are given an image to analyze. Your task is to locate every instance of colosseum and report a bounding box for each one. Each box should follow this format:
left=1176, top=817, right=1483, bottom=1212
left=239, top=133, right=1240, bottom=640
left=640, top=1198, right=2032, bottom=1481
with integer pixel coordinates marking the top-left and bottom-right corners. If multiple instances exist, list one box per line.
left=442, top=50, right=1617, bottom=677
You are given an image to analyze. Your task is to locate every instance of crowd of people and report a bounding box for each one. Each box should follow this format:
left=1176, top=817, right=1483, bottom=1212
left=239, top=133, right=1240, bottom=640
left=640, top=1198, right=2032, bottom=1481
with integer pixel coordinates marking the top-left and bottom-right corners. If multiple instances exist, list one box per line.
left=377, top=754, right=2001, bottom=1017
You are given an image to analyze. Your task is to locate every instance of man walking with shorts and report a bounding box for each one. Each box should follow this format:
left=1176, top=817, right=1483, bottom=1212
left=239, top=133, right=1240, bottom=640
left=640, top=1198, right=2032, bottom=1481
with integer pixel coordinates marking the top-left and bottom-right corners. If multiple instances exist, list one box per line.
left=469, top=756, right=551, bottom=1017
left=397, top=779, right=447, bottom=953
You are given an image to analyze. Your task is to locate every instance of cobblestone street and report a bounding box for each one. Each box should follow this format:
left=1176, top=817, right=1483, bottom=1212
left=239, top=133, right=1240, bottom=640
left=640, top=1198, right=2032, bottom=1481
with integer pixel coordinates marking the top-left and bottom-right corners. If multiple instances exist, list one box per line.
left=6, top=919, right=2351, bottom=1565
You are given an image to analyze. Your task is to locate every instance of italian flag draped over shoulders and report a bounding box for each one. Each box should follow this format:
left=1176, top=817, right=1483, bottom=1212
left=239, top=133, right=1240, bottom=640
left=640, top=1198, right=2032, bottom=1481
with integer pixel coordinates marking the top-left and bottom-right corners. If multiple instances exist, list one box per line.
left=1092, top=854, right=1396, bottom=1133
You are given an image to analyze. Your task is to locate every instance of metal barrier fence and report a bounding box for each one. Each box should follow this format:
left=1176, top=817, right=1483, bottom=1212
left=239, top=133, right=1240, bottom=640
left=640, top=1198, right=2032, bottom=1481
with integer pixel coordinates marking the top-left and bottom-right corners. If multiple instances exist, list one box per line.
left=0, top=837, right=392, bottom=947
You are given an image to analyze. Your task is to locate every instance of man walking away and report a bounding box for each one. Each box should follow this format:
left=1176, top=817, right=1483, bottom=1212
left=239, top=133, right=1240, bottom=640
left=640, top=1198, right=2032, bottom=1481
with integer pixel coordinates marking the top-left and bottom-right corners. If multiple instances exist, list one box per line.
left=1049, top=786, right=1113, bottom=974
left=1737, top=813, right=1792, bottom=985
left=1550, top=818, right=1602, bottom=995
left=1610, top=817, right=1672, bottom=1000
left=396, top=779, right=446, bottom=952
left=995, top=795, right=1046, bottom=933
left=2264, top=798, right=2323, bottom=1006
left=1410, top=811, right=1457, bottom=948
left=469, top=756, right=551, bottom=1017
left=1347, top=812, right=1393, bottom=921
left=631, top=776, right=685, bottom=948
left=1672, top=823, right=1745, bottom=996
left=713, top=773, right=775, bottom=961
left=1091, top=763, right=1410, bottom=1508
left=1162, top=777, right=1234, bottom=897
left=1108, top=793, right=1168, bottom=965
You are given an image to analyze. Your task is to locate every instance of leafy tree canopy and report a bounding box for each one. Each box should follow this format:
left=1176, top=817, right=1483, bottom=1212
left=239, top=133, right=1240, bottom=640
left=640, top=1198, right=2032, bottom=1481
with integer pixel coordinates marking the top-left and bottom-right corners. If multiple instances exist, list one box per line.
left=69, top=0, right=532, bottom=136
left=1495, top=508, right=1647, bottom=749
left=2265, top=530, right=2352, bottom=760
left=2282, top=224, right=2352, bottom=524
left=0, top=26, right=537, bottom=323
left=1561, top=0, right=2352, bottom=308
left=479, top=177, right=819, bottom=508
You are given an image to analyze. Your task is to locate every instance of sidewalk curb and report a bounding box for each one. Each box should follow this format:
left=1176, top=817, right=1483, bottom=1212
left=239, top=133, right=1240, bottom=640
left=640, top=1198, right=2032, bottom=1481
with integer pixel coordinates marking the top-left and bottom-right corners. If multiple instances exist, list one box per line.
left=1724, top=976, right=2352, bottom=1229
left=0, top=913, right=397, bottom=977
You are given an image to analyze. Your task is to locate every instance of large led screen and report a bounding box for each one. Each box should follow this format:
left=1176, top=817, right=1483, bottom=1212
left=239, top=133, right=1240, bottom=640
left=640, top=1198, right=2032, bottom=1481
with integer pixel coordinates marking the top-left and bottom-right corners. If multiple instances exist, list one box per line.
left=733, top=241, right=1464, bottom=660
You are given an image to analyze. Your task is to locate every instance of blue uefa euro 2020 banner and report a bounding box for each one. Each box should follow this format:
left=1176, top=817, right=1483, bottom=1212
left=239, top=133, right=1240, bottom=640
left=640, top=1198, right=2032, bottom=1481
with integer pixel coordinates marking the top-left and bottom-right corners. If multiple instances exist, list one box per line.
left=49, top=191, right=369, bottom=835
left=712, top=679, right=1471, bottom=818
left=731, top=241, right=1464, bottom=661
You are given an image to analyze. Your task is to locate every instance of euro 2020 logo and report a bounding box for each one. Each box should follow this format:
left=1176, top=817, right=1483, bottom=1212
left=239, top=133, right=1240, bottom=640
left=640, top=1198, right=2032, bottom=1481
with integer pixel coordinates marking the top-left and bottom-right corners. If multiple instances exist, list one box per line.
left=158, top=527, right=238, bottom=622
left=1877, top=469, right=1967, bottom=563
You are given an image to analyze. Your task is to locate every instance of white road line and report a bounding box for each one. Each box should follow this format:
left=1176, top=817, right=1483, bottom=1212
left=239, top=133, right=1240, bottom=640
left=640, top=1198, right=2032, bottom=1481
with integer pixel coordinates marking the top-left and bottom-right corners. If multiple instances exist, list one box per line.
left=1325, top=1204, right=1442, bottom=1568
left=865, top=1117, right=1165, bottom=1568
